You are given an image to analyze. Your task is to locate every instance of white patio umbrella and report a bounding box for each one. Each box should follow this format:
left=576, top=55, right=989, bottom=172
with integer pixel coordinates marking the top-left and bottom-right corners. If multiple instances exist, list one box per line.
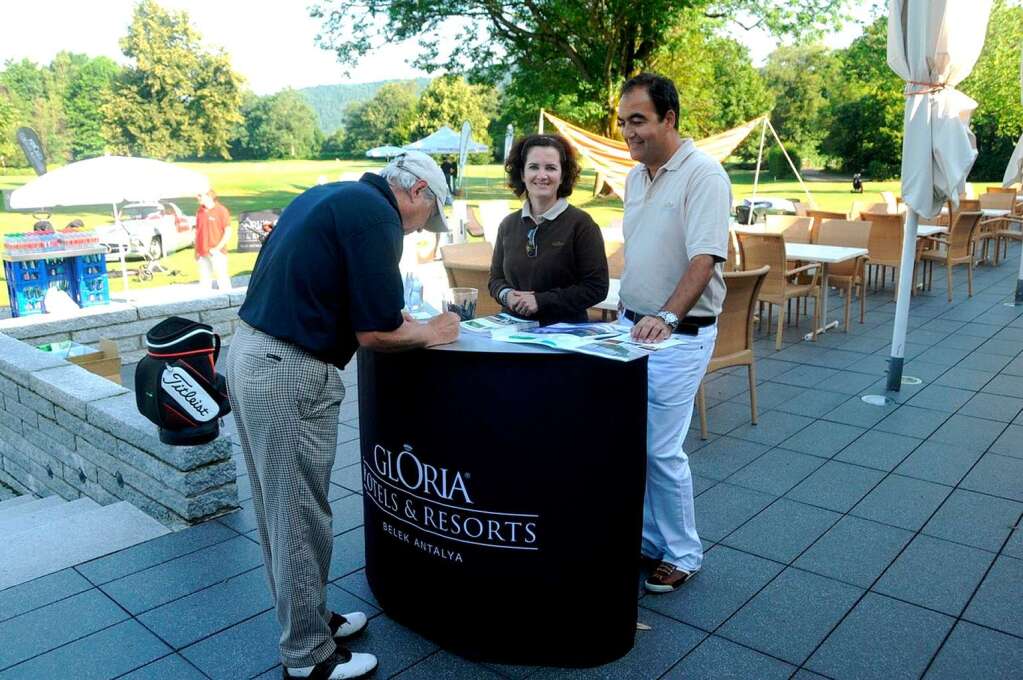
left=8, top=155, right=210, bottom=292
left=404, top=126, right=488, bottom=155
left=1002, top=46, right=1023, bottom=304
left=883, top=0, right=992, bottom=391
left=365, top=145, right=406, bottom=158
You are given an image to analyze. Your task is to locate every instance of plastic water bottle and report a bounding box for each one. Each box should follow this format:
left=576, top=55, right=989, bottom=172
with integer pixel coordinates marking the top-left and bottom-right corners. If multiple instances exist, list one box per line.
left=404, top=272, right=424, bottom=313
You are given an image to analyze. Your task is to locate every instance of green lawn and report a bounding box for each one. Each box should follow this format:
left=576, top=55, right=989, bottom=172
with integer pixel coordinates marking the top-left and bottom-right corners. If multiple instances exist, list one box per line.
left=0, top=159, right=1003, bottom=310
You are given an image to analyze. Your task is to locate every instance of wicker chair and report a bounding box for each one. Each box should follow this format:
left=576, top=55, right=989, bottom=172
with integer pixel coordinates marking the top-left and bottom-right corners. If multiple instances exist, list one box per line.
left=861, top=211, right=919, bottom=298
left=464, top=205, right=486, bottom=238
left=817, top=219, right=871, bottom=328
left=979, top=191, right=1021, bottom=264
left=768, top=215, right=813, bottom=320
left=440, top=242, right=502, bottom=316
left=807, top=209, right=847, bottom=243
left=919, top=211, right=983, bottom=302
left=986, top=185, right=1023, bottom=218
left=605, top=240, right=625, bottom=279
left=766, top=215, right=814, bottom=244
left=725, top=232, right=742, bottom=272
left=851, top=201, right=892, bottom=220
left=696, top=266, right=769, bottom=440
left=737, top=232, right=821, bottom=349
left=881, top=191, right=898, bottom=213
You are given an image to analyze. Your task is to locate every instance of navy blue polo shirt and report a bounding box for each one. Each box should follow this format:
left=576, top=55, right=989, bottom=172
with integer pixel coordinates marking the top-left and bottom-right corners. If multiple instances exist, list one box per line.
left=239, top=173, right=405, bottom=367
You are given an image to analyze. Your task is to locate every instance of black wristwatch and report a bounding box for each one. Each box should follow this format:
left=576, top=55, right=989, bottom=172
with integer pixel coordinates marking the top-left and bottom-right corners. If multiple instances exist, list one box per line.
left=655, top=310, right=679, bottom=331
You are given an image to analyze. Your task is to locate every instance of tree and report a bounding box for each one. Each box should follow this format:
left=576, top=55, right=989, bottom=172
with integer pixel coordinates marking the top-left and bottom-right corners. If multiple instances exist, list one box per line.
left=105, top=0, right=243, bottom=159
left=234, top=89, right=322, bottom=159
left=0, top=59, right=70, bottom=163
left=340, top=81, right=418, bottom=156
left=652, top=10, right=772, bottom=138
left=63, top=56, right=120, bottom=159
left=819, top=16, right=903, bottom=178
left=763, top=44, right=841, bottom=160
left=0, top=53, right=121, bottom=164
left=0, top=88, right=17, bottom=168
left=320, top=127, right=347, bottom=159
left=960, top=0, right=1023, bottom=179
left=311, top=0, right=850, bottom=134
left=412, top=76, right=498, bottom=153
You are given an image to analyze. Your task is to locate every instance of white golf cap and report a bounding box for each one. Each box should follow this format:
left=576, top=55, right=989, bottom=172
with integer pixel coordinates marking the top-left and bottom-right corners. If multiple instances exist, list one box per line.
left=393, top=150, right=450, bottom=233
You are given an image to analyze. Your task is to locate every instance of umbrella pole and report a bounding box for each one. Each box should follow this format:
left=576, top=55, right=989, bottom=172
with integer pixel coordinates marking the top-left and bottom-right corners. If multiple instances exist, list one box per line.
left=886, top=209, right=920, bottom=391
left=1016, top=237, right=1023, bottom=304
left=113, top=203, right=129, bottom=294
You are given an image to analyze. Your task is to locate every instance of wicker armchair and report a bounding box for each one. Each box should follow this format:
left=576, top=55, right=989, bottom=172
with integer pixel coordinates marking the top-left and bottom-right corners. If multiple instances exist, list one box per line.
left=696, top=266, right=769, bottom=440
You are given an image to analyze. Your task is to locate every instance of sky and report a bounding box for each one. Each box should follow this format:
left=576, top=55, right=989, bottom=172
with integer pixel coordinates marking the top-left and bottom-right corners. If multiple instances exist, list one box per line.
left=1, top=1, right=880, bottom=95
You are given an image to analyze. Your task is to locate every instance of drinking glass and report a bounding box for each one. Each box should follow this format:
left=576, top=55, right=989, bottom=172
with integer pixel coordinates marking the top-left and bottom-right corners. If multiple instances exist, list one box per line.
left=442, top=287, right=478, bottom=321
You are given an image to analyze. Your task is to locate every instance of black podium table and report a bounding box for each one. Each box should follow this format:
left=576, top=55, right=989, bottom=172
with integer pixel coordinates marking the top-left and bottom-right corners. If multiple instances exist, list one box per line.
left=357, top=333, right=648, bottom=667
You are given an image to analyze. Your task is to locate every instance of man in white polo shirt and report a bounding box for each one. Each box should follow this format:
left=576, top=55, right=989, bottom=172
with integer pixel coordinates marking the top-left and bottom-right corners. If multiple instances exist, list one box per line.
left=616, top=73, right=731, bottom=593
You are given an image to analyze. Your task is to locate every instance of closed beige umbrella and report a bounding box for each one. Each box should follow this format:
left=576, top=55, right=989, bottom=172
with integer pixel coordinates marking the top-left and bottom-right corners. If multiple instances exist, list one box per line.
left=1001, top=43, right=1023, bottom=304
left=1002, top=48, right=1023, bottom=188
left=883, top=0, right=992, bottom=392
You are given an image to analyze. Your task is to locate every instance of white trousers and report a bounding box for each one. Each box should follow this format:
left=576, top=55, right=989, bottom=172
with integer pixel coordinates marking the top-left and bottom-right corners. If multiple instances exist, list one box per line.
left=198, top=251, right=231, bottom=290
left=622, top=319, right=716, bottom=572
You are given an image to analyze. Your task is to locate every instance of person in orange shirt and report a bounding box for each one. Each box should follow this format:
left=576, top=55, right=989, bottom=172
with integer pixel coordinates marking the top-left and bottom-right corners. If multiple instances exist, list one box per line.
left=195, top=190, right=232, bottom=290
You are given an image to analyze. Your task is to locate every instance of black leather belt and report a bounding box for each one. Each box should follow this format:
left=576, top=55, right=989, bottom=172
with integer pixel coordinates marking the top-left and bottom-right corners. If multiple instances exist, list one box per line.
left=622, top=309, right=716, bottom=336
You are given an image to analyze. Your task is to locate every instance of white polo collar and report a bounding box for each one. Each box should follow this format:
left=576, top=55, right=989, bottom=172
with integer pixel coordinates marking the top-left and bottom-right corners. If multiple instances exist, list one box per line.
left=521, top=197, right=569, bottom=224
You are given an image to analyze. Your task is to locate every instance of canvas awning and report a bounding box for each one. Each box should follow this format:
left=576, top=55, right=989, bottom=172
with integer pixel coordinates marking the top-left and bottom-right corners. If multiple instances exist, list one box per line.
left=542, top=112, right=768, bottom=200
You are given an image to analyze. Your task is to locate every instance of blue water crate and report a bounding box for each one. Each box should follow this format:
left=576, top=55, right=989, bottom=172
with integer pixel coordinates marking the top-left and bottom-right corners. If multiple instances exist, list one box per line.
left=70, top=253, right=107, bottom=280
left=5, top=258, right=48, bottom=285
left=11, top=284, right=47, bottom=316
left=3, top=258, right=72, bottom=317
left=73, top=273, right=111, bottom=308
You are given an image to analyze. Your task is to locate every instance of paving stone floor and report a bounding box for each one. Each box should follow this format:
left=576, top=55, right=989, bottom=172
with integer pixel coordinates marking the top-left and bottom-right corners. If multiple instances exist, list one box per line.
left=1, top=244, right=1022, bottom=679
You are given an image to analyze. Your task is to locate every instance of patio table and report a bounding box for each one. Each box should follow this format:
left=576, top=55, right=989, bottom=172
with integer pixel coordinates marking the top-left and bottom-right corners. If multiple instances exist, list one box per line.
left=917, top=224, right=948, bottom=237
left=357, top=334, right=647, bottom=665
left=736, top=225, right=869, bottom=340
left=938, top=206, right=1010, bottom=218
left=784, top=243, right=869, bottom=338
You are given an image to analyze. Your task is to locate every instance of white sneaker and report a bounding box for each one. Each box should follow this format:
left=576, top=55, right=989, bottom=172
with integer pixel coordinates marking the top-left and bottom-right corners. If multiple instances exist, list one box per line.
left=329, top=611, right=368, bottom=639
left=283, top=647, right=378, bottom=679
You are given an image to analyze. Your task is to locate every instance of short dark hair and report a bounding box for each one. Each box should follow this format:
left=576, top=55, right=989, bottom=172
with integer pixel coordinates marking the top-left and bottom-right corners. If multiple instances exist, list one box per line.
left=504, top=133, right=581, bottom=199
left=621, top=73, right=680, bottom=130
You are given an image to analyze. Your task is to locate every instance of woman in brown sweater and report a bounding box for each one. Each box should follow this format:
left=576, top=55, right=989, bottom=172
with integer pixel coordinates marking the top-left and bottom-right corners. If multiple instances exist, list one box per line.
left=488, top=134, right=609, bottom=325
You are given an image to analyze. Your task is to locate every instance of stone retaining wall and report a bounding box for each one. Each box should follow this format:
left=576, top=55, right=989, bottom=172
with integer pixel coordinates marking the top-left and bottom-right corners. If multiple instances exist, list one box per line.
left=0, top=287, right=246, bottom=365
left=0, top=289, right=244, bottom=529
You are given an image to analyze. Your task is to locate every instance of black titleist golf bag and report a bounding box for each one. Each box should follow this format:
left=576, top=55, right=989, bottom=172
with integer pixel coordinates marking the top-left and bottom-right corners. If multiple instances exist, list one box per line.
left=135, top=316, right=231, bottom=445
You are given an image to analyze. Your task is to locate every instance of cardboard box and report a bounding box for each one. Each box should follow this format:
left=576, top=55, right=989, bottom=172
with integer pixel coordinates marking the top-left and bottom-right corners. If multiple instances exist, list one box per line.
left=38, top=339, right=123, bottom=385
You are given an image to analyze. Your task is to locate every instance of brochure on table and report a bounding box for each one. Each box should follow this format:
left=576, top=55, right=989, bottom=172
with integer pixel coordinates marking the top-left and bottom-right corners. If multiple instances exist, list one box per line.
left=460, top=313, right=538, bottom=335
left=491, top=322, right=689, bottom=362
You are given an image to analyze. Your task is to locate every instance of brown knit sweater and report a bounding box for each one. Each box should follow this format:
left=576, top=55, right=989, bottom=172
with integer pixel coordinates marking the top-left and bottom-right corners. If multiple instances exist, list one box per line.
left=488, top=204, right=609, bottom=325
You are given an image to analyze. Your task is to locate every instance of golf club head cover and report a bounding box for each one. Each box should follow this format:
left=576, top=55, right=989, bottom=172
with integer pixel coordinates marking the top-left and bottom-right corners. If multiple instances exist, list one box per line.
left=135, top=316, right=231, bottom=446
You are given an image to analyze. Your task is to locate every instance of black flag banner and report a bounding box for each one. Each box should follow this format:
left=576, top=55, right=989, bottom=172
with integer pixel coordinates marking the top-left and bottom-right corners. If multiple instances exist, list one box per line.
left=16, top=127, right=46, bottom=175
